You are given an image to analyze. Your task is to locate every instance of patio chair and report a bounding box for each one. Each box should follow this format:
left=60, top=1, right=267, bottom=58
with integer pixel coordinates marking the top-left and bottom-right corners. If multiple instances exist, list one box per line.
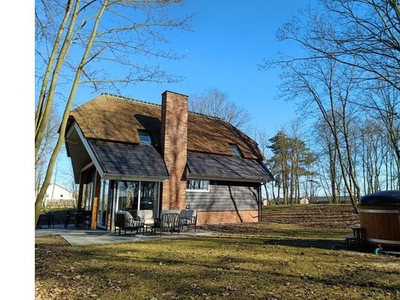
left=153, top=212, right=180, bottom=235
left=36, top=212, right=54, bottom=229
left=136, top=210, right=155, bottom=233
left=64, top=210, right=78, bottom=228
left=114, top=211, right=144, bottom=236
left=179, top=209, right=197, bottom=232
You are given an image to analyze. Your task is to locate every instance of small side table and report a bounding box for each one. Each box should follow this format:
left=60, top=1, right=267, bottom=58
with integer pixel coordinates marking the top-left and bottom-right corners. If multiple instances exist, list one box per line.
left=351, top=226, right=366, bottom=246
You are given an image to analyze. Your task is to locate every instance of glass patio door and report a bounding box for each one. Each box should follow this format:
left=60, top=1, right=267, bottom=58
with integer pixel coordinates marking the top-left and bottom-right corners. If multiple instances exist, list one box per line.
left=114, top=181, right=159, bottom=212
left=138, top=182, right=158, bottom=210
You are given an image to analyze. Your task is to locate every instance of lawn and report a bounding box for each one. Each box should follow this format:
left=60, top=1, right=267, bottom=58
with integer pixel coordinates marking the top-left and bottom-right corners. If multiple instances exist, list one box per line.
left=35, top=205, right=400, bottom=300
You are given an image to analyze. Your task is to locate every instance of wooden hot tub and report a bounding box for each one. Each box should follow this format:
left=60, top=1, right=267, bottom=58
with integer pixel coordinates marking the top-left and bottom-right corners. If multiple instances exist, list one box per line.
left=359, top=190, right=400, bottom=247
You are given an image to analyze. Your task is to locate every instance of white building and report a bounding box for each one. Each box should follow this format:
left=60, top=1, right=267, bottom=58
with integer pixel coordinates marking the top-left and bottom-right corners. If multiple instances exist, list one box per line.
left=42, top=183, right=76, bottom=208
left=300, top=197, right=309, bottom=205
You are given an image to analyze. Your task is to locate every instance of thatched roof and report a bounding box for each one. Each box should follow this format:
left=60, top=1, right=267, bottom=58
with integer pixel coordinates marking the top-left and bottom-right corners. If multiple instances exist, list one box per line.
left=68, top=93, right=264, bottom=160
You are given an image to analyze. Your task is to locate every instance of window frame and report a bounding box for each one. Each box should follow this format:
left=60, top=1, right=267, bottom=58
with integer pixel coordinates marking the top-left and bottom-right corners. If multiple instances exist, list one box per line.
left=138, top=130, right=152, bottom=144
left=229, top=144, right=242, bottom=156
left=186, top=180, right=210, bottom=192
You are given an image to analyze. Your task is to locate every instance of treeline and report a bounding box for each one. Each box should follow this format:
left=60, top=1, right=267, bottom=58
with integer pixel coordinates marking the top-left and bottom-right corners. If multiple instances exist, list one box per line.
left=260, top=0, right=400, bottom=211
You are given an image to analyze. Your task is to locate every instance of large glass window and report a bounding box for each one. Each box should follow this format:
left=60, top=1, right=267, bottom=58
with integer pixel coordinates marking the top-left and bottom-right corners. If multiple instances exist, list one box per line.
left=82, top=183, right=93, bottom=209
left=82, top=168, right=95, bottom=210
left=137, top=182, right=157, bottom=210
left=117, top=181, right=139, bottom=211
left=115, top=181, right=158, bottom=211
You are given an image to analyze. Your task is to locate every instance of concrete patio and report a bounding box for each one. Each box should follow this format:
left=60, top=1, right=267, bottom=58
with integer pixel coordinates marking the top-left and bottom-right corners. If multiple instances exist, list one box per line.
left=35, top=224, right=218, bottom=246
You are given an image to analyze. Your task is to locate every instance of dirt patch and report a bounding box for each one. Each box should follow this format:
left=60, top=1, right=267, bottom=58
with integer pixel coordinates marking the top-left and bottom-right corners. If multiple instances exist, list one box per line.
left=263, top=204, right=359, bottom=229
left=201, top=204, right=360, bottom=233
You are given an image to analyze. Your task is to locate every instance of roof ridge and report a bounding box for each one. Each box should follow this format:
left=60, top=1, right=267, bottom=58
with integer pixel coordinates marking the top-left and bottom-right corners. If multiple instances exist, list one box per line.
left=101, top=92, right=223, bottom=121
left=188, top=110, right=224, bottom=121
left=101, top=92, right=161, bottom=107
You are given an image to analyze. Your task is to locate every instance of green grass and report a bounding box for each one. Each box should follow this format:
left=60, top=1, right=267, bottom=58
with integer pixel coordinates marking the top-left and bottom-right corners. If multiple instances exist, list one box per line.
left=35, top=222, right=400, bottom=300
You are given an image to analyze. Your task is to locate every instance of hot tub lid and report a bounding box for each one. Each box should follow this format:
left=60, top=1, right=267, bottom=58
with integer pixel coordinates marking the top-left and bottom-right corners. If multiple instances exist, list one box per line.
left=359, top=190, right=400, bottom=205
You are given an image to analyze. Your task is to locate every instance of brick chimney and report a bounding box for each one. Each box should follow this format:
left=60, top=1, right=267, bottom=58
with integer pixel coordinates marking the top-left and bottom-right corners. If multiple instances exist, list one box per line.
left=160, top=91, right=188, bottom=210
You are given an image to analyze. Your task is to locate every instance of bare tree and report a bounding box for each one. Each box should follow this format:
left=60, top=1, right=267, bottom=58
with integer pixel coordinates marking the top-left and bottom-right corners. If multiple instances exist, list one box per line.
left=35, top=0, right=194, bottom=226
left=313, top=119, right=339, bottom=203
left=262, top=0, right=400, bottom=91
left=287, top=119, right=318, bottom=202
left=274, top=53, right=362, bottom=210
left=250, top=127, right=274, bottom=202
left=364, top=85, right=400, bottom=187
left=189, top=88, right=252, bottom=131
left=35, top=106, right=60, bottom=195
left=261, top=0, right=400, bottom=210
left=359, top=119, right=385, bottom=193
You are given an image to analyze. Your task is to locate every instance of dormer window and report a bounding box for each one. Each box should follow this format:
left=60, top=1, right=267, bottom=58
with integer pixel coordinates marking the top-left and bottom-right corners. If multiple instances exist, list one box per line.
left=138, top=130, right=152, bottom=144
left=230, top=144, right=242, bottom=156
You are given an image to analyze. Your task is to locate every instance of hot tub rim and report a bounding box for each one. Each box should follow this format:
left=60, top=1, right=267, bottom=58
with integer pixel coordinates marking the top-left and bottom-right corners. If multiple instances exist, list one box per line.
left=359, top=190, right=400, bottom=206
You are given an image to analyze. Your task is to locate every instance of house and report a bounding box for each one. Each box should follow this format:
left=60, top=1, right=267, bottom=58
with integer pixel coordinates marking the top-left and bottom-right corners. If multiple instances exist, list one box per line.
left=65, top=91, right=274, bottom=230
left=299, top=197, right=309, bottom=205
left=41, top=183, right=76, bottom=208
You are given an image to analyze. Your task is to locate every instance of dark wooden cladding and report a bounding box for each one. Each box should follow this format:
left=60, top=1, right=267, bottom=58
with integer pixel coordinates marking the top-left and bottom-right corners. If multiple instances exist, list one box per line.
left=359, top=204, right=400, bottom=247
left=186, top=184, right=259, bottom=211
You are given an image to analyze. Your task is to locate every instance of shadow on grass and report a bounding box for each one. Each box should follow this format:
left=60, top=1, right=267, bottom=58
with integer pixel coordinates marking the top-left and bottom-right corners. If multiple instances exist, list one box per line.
left=264, top=237, right=349, bottom=250
left=262, top=236, right=385, bottom=255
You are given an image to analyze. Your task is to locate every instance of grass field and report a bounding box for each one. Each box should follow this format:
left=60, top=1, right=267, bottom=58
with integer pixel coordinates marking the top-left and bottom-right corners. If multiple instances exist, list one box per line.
left=35, top=205, right=400, bottom=300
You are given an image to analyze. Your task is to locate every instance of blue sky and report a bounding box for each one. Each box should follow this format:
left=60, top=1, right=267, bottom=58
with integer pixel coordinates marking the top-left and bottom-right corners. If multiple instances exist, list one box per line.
left=53, top=0, right=316, bottom=187
left=98, top=0, right=311, bottom=134
left=125, top=1, right=302, bottom=132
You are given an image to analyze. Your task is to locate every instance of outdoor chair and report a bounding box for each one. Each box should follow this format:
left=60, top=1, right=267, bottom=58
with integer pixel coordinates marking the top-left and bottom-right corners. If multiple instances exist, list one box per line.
left=64, top=210, right=78, bottom=228
left=179, top=209, right=197, bottom=232
left=64, top=210, right=90, bottom=228
left=136, top=210, right=155, bottom=233
left=114, top=211, right=144, bottom=236
left=36, top=212, right=54, bottom=229
left=153, top=212, right=180, bottom=235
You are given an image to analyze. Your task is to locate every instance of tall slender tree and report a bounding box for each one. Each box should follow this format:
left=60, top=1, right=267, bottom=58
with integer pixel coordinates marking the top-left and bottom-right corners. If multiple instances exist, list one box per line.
left=35, top=0, right=194, bottom=226
left=250, top=127, right=274, bottom=202
left=261, top=0, right=400, bottom=205
left=263, top=0, right=400, bottom=92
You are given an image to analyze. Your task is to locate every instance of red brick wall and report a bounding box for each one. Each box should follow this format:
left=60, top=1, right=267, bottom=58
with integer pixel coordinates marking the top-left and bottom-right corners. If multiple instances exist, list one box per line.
left=196, top=210, right=259, bottom=225
left=161, top=91, right=188, bottom=210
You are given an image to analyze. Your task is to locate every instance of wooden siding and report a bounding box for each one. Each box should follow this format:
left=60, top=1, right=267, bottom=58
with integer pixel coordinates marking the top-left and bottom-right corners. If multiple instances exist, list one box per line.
left=359, top=204, right=400, bottom=246
left=186, top=184, right=259, bottom=211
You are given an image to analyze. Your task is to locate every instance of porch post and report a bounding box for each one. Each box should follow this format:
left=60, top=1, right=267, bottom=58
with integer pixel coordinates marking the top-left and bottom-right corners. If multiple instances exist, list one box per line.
left=91, top=197, right=99, bottom=230
left=90, top=172, right=101, bottom=229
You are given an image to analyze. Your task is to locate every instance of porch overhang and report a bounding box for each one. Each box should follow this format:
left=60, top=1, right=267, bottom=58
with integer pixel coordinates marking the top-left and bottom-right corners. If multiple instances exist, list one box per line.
left=88, top=140, right=169, bottom=180
left=102, top=173, right=168, bottom=182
